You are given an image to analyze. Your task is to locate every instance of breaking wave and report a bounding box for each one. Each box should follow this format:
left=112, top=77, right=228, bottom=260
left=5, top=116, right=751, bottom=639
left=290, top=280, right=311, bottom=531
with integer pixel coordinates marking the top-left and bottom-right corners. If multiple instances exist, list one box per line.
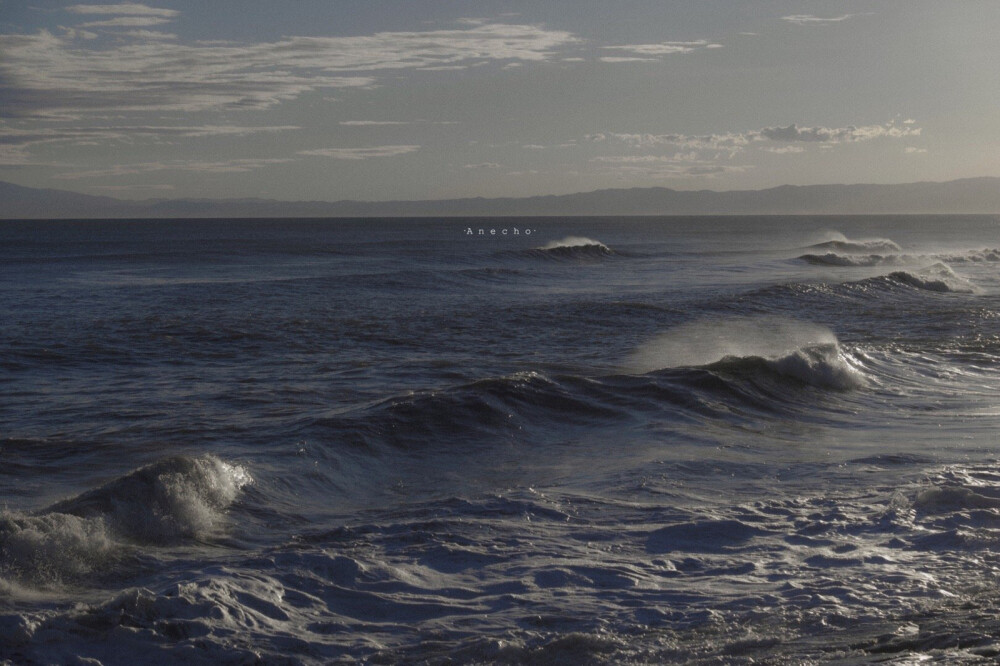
left=807, top=232, right=902, bottom=254
left=627, top=317, right=865, bottom=389
left=799, top=247, right=1000, bottom=267
left=799, top=253, right=904, bottom=267
left=706, top=343, right=866, bottom=390
left=0, top=456, right=251, bottom=586
left=523, top=236, right=615, bottom=260
left=887, top=262, right=976, bottom=293
left=939, top=248, right=1000, bottom=263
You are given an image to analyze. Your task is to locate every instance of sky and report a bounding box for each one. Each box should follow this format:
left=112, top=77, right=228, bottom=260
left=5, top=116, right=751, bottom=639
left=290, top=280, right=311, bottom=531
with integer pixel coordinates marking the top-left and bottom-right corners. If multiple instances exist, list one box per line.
left=1, top=1, right=998, bottom=202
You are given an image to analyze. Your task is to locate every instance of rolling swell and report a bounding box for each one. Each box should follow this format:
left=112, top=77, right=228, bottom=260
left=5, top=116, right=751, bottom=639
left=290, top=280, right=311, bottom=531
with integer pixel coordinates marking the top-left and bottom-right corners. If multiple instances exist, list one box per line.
left=798, top=253, right=904, bottom=267
left=304, top=349, right=867, bottom=458
left=797, top=248, right=1000, bottom=267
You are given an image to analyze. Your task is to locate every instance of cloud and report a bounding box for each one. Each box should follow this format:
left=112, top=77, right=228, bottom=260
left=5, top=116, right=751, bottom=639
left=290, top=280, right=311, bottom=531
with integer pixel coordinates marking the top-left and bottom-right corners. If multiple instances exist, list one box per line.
left=1, top=124, right=298, bottom=145
left=464, top=162, right=502, bottom=169
left=589, top=122, right=920, bottom=154
left=905, top=146, right=928, bottom=154
left=599, top=57, right=658, bottom=63
left=757, top=123, right=919, bottom=142
left=598, top=163, right=749, bottom=179
left=58, top=27, right=99, bottom=40
left=589, top=152, right=749, bottom=179
left=591, top=154, right=701, bottom=164
left=0, top=22, right=578, bottom=120
left=587, top=131, right=751, bottom=152
left=120, top=30, right=177, bottom=40
left=0, top=124, right=299, bottom=165
left=54, top=157, right=296, bottom=179
left=781, top=14, right=857, bottom=25
left=339, top=121, right=411, bottom=126
left=339, top=119, right=459, bottom=126
left=91, top=183, right=175, bottom=191
left=761, top=145, right=806, bottom=154
left=522, top=142, right=576, bottom=150
left=66, top=3, right=180, bottom=17
left=601, top=39, right=722, bottom=62
left=78, top=16, right=173, bottom=28
left=297, top=145, right=420, bottom=160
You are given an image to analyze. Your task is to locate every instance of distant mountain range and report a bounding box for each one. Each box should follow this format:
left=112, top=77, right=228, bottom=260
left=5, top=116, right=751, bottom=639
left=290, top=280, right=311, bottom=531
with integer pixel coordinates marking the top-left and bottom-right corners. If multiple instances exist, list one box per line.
left=3, top=177, right=1000, bottom=219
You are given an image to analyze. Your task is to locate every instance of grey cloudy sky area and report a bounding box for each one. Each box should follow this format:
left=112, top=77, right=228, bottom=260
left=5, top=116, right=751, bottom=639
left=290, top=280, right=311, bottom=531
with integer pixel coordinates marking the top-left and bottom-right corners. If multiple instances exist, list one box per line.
left=0, top=1, right=997, bottom=201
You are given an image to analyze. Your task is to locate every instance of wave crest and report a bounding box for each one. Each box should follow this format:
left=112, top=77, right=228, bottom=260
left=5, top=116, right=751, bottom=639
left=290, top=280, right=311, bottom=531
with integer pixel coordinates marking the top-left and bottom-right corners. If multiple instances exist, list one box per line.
left=888, top=262, right=975, bottom=293
left=526, top=236, right=614, bottom=260
left=628, top=317, right=864, bottom=390
left=1, top=456, right=251, bottom=586
left=709, top=343, right=866, bottom=390
left=808, top=233, right=902, bottom=254
left=799, top=253, right=901, bottom=267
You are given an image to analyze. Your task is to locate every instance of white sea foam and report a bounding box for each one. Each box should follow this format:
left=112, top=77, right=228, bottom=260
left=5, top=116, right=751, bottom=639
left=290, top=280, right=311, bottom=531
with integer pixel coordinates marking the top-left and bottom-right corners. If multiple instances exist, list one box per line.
left=9, top=465, right=1000, bottom=664
left=539, top=236, right=610, bottom=251
left=0, top=456, right=250, bottom=586
left=799, top=252, right=904, bottom=267
left=941, top=248, right=1000, bottom=263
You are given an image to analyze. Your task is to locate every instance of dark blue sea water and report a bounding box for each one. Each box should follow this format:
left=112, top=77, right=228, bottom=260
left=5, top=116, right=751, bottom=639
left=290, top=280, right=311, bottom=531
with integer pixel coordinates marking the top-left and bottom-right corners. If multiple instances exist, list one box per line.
left=3, top=216, right=1000, bottom=664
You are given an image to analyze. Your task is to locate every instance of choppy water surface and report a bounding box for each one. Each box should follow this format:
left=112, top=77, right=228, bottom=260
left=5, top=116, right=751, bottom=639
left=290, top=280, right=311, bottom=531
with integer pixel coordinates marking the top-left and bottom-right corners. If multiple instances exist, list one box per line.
left=3, top=215, right=1000, bottom=664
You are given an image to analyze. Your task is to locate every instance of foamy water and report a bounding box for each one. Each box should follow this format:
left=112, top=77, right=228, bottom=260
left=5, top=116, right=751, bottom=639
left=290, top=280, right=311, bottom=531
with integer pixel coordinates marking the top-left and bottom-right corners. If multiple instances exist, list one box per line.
left=3, top=217, right=1000, bottom=664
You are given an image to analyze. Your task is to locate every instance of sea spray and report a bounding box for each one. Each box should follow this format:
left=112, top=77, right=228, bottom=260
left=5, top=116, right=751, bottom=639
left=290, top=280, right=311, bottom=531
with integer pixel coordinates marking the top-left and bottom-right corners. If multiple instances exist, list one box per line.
left=807, top=231, right=902, bottom=254
left=626, top=316, right=865, bottom=389
left=539, top=236, right=611, bottom=251
left=525, top=236, right=615, bottom=259
left=888, top=262, right=976, bottom=293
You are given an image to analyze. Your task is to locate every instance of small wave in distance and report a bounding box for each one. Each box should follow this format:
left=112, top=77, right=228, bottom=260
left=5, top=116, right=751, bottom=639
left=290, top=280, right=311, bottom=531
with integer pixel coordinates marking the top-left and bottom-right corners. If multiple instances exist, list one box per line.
left=528, top=236, right=614, bottom=260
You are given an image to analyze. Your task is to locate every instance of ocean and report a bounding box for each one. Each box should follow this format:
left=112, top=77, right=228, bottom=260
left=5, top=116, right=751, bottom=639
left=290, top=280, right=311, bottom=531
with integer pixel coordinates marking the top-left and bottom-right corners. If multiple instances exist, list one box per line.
left=2, top=215, right=1000, bottom=664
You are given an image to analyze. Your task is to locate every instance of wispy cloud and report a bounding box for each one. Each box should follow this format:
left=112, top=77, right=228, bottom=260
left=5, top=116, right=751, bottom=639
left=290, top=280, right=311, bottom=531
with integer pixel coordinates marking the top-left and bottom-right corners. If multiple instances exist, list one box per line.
left=761, top=145, right=806, bottom=154
left=0, top=123, right=299, bottom=169
left=589, top=122, right=919, bottom=153
left=586, top=121, right=919, bottom=178
left=757, top=123, right=919, bottom=142
left=781, top=14, right=857, bottom=25
left=120, top=30, right=177, bottom=40
left=522, top=142, right=576, bottom=150
left=297, top=145, right=421, bottom=160
left=0, top=22, right=578, bottom=119
left=338, top=120, right=459, bottom=126
left=600, top=39, right=722, bottom=62
left=597, top=162, right=749, bottom=179
left=66, top=3, right=180, bottom=17
left=587, top=131, right=751, bottom=153
left=79, top=16, right=174, bottom=28
left=91, top=183, right=175, bottom=192
left=591, top=154, right=701, bottom=164
left=339, top=121, right=411, bottom=126
left=54, top=157, right=296, bottom=179
left=0, top=124, right=300, bottom=165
